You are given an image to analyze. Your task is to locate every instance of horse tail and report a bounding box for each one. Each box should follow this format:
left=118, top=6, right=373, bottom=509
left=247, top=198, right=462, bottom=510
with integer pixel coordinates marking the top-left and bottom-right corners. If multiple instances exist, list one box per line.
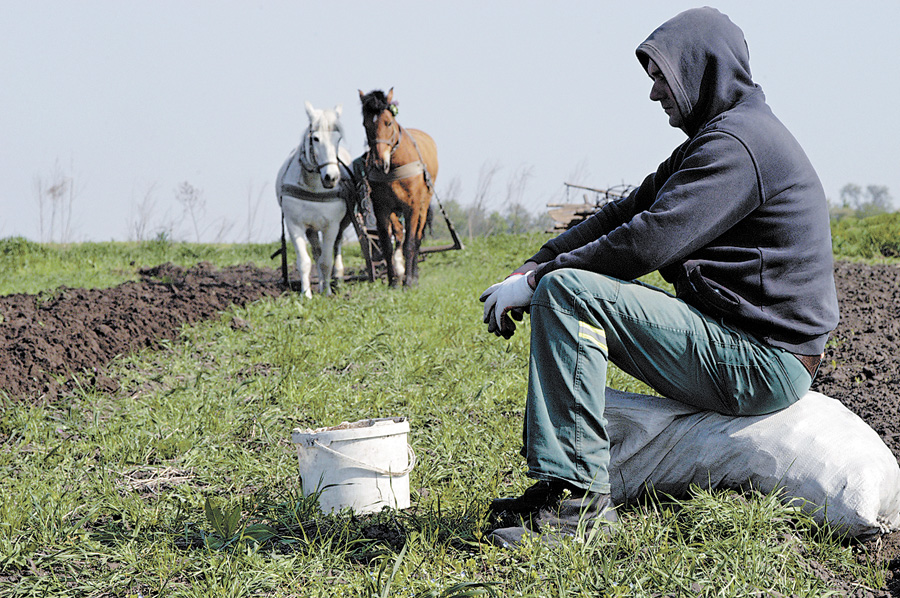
left=426, top=200, right=434, bottom=237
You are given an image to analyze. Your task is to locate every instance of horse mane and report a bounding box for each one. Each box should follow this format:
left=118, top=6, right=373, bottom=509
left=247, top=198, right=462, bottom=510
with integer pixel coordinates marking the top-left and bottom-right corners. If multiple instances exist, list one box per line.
left=360, top=89, right=390, bottom=118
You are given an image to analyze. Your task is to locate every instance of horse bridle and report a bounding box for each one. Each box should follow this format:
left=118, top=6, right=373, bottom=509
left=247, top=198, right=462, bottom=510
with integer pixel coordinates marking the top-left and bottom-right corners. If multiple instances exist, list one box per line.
left=299, top=125, right=342, bottom=175
left=371, top=112, right=403, bottom=158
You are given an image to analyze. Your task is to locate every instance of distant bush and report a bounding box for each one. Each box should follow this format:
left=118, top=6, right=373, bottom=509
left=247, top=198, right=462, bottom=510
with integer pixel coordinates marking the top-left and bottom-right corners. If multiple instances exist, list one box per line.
left=0, top=236, right=46, bottom=260
left=831, top=212, right=900, bottom=259
left=1, top=236, right=43, bottom=257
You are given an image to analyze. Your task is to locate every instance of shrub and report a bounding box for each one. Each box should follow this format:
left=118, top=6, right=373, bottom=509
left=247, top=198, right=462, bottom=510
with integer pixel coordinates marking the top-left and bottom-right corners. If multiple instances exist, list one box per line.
left=0, top=236, right=45, bottom=260
left=831, top=212, right=900, bottom=259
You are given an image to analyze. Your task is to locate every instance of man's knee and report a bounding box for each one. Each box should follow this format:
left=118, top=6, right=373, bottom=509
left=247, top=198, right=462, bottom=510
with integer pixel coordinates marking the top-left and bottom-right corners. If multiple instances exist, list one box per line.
left=534, top=269, right=620, bottom=306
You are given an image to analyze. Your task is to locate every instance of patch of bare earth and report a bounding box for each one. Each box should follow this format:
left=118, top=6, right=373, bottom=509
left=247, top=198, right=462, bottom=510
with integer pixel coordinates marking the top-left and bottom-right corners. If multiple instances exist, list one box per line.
left=1, top=260, right=898, bottom=595
left=0, top=262, right=285, bottom=400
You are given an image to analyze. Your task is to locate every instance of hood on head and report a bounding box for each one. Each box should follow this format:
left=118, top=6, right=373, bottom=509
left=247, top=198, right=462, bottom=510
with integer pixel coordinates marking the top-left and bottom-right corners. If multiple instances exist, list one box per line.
left=636, top=7, right=758, bottom=136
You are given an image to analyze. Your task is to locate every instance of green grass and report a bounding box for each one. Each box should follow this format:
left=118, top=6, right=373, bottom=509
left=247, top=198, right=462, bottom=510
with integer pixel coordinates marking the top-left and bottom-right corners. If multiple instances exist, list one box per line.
left=0, top=233, right=888, bottom=597
left=0, top=236, right=283, bottom=295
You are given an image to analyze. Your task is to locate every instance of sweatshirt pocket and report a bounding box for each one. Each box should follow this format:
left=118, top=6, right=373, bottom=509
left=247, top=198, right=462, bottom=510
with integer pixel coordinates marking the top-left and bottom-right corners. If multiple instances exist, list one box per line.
left=685, top=264, right=742, bottom=316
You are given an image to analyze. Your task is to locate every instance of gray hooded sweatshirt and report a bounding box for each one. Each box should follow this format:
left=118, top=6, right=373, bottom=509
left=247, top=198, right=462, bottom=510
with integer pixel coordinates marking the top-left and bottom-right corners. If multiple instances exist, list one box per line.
left=528, top=7, right=839, bottom=356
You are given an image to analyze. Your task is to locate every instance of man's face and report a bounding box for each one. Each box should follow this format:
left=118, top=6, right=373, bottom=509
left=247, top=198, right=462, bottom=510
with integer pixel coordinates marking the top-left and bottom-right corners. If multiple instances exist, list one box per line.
left=646, top=58, right=684, bottom=129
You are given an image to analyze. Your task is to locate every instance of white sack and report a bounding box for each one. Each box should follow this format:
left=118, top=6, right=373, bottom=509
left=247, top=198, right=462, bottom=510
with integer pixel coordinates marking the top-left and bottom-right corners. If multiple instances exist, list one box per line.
left=605, top=389, right=900, bottom=539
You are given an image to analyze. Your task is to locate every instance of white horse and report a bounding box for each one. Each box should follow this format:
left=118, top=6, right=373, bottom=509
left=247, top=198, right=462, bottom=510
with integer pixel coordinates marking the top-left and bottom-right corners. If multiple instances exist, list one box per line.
left=276, top=102, right=355, bottom=297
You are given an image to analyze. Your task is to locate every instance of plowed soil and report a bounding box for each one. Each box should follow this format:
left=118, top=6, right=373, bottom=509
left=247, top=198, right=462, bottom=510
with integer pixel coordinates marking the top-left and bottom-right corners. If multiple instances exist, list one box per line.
left=1, top=260, right=898, bottom=595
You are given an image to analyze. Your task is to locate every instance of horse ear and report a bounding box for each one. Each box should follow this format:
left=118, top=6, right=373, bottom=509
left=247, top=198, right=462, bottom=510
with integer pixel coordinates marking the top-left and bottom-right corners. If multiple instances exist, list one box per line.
left=386, top=88, right=394, bottom=104
left=334, top=104, right=343, bottom=117
left=304, top=101, right=315, bottom=119
left=358, top=89, right=365, bottom=101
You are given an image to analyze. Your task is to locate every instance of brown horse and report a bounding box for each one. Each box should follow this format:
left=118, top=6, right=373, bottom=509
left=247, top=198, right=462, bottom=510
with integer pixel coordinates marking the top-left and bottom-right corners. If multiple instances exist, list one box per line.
left=359, top=88, right=438, bottom=287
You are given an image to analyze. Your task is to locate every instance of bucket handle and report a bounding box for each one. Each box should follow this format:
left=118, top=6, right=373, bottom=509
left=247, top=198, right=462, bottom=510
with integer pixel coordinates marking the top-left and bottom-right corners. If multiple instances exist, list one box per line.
left=312, top=441, right=417, bottom=476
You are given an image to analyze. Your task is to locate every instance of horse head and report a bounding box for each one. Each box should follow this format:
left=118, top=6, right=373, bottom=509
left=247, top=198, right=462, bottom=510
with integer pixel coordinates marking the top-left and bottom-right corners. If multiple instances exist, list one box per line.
left=359, top=88, right=400, bottom=174
left=302, top=101, right=345, bottom=188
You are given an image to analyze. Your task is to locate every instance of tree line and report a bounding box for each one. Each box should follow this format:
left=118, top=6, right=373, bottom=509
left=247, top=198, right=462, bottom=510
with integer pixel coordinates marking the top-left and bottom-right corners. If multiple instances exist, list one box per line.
left=829, top=184, right=894, bottom=221
left=29, top=159, right=894, bottom=243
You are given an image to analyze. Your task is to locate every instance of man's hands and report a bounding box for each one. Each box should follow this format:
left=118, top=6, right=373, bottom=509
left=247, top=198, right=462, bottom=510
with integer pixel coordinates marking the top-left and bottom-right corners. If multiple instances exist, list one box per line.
left=480, top=271, right=536, bottom=339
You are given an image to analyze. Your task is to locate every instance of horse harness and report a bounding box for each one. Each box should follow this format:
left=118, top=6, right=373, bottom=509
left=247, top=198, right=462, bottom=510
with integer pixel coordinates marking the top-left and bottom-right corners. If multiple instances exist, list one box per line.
left=366, top=160, right=426, bottom=183
left=275, top=130, right=354, bottom=288
left=282, top=131, right=346, bottom=203
left=281, top=182, right=343, bottom=202
left=363, top=115, right=464, bottom=253
left=366, top=124, right=429, bottom=184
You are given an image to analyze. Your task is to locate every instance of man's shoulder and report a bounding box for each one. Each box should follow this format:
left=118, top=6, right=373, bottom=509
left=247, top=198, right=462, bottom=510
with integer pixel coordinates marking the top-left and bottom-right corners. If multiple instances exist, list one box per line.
left=696, top=99, right=802, bottom=163
left=703, top=96, right=787, bottom=142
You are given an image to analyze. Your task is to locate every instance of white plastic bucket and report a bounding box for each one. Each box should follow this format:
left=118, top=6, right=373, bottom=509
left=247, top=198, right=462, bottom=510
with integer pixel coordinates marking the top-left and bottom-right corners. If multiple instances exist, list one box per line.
left=291, top=417, right=415, bottom=514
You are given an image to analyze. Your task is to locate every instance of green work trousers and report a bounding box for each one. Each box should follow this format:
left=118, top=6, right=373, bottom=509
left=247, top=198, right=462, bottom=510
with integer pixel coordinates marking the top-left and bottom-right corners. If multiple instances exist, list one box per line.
left=525, top=269, right=813, bottom=495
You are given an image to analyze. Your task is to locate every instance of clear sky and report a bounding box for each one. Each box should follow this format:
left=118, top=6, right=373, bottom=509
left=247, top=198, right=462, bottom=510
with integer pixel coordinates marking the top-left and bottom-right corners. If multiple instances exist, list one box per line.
left=2, top=1, right=898, bottom=244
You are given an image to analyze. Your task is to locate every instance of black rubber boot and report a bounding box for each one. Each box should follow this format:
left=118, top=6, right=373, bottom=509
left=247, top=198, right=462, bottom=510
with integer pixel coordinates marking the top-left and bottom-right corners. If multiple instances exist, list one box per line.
left=488, top=480, right=574, bottom=516
left=533, top=492, right=618, bottom=538
left=488, top=492, right=618, bottom=549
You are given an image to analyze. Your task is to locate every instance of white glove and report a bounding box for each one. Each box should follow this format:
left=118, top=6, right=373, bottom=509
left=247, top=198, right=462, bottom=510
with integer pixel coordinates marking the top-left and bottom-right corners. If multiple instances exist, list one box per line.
left=479, top=273, right=534, bottom=338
